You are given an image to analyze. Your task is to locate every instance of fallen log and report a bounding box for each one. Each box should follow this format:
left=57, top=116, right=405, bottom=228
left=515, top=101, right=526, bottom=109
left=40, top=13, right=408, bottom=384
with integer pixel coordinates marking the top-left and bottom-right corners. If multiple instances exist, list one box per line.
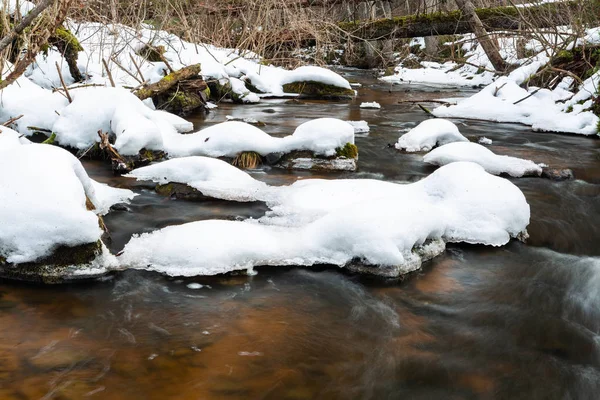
left=134, top=63, right=202, bottom=101
left=338, top=1, right=585, bottom=41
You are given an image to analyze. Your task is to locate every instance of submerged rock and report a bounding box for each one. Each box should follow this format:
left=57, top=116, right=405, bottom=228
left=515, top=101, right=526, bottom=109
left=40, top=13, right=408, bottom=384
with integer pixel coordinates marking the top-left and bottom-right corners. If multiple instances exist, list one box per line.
left=541, top=167, right=575, bottom=181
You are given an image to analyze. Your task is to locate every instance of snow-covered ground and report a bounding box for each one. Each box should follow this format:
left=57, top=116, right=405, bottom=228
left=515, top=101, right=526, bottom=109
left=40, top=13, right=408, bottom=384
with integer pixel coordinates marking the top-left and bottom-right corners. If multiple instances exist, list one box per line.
left=382, top=28, right=600, bottom=136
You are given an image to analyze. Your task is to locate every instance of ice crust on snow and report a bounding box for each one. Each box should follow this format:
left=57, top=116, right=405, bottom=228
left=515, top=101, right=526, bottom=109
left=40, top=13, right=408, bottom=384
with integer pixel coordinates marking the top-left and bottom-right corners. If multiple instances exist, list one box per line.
left=396, top=119, right=468, bottom=152
left=119, top=162, right=530, bottom=277
left=423, top=142, right=542, bottom=177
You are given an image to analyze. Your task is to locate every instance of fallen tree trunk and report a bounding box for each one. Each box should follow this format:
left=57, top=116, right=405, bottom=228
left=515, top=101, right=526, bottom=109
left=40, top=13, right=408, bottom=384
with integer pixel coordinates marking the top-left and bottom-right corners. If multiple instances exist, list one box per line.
left=134, top=63, right=202, bottom=100
left=338, top=1, right=584, bottom=41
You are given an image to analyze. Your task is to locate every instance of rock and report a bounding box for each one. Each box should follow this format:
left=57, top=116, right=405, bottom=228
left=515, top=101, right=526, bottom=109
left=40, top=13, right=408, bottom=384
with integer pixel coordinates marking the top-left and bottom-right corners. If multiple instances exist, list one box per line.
left=112, top=149, right=166, bottom=175
left=0, top=241, right=107, bottom=284
left=541, top=168, right=574, bottom=181
left=272, top=144, right=358, bottom=172
left=282, top=81, right=355, bottom=100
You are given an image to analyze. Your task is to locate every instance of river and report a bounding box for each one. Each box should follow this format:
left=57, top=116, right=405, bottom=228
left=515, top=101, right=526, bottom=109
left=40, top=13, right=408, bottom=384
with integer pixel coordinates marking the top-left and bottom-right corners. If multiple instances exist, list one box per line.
left=1, top=70, right=600, bottom=399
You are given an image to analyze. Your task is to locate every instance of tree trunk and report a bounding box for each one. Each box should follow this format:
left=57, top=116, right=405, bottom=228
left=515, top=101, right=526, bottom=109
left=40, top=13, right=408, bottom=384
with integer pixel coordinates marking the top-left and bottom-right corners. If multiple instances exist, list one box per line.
left=453, top=0, right=506, bottom=71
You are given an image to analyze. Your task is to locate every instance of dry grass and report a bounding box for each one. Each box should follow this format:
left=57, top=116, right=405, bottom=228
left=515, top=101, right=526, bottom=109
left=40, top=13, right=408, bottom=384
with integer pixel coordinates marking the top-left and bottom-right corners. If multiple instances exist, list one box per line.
left=232, top=151, right=262, bottom=169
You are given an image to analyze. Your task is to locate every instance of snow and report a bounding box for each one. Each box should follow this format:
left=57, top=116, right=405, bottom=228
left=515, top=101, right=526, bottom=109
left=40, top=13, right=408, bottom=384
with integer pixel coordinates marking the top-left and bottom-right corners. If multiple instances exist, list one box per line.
left=0, top=144, right=104, bottom=264
left=119, top=162, right=530, bottom=277
left=280, top=66, right=352, bottom=90
left=229, top=77, right=260, bottom=103
left=91, top=180, right=137, bottom=215
left=433, top=76, right=599, bottom=135
left=0, top=126, right=31, bottom=148
left=396, top=119, right=468, bottom=152
left=347, top=120, right=370, bottom=134
left=125, top=157, right=268, bottom=202
left=360, top=102, right=381, bottom=109
left=5, top=0, right=35, bottom=16
left=164, top=118, right=354, bottom=158
left=423, top=142, right=543, bottom=177
left=478, top=137, right=493, bottom=145
left=51, top=87, right=192, bottom=155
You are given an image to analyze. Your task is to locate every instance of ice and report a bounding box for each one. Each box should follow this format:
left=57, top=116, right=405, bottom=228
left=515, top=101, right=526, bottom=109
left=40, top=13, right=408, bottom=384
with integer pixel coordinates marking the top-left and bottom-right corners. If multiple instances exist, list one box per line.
left=360, top=102, right=381, bottom=109
left=119, top=162, right=530, bottom=277
left=423, top=142, right=543, bottom=177
left=396, top=119, right=468, bottom=152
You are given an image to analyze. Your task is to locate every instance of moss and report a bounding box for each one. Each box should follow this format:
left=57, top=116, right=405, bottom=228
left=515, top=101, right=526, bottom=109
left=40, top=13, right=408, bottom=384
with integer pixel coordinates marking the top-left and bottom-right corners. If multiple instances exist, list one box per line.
left=156, top=183, right=174, bottom=196
left=552, top=50, right=574, bottom=65
left=207, top=79, right=232, bottom=102
left=54, top=27, right=83, bottom=52
left=164, top=91, right=203, bottom=114
left=566, top=105, right=574, bottom=113
left=282, top=81, right=355, bottom=100
left=335, top=143, right=359, bottom=159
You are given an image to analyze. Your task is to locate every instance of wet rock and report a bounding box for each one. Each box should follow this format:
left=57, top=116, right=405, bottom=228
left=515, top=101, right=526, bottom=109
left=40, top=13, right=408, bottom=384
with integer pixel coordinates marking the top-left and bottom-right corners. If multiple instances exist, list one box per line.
left=346, top=239, right=446, bottom=278
left=541, top=167, right=574, bottom=181
left=264, top=152, right=284, bottom=165
left=271, top=144, right=358, bottom=172
left=29, top=347, right=89, bottom=370
left=112, top=149, right=166, bottom=175
left=282, top=81, right=355, bottom=100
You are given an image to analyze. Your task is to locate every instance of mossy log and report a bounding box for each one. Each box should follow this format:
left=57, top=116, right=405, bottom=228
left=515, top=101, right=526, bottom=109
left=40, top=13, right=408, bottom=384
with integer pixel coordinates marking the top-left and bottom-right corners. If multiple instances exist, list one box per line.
left=338, top=1, right=583, bottom=41
left=134, top=63, right=202, bottom=100
left=48, top=26, right=84, bottom=82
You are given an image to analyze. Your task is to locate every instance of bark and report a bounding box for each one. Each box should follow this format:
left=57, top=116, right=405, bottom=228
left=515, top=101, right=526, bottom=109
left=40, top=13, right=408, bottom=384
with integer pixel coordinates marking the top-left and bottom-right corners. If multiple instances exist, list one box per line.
left=134, top=63, right=202, bottom=100
left=454, top=0, right=506, bottom=71
left=0, top=0, right=56, bottom=54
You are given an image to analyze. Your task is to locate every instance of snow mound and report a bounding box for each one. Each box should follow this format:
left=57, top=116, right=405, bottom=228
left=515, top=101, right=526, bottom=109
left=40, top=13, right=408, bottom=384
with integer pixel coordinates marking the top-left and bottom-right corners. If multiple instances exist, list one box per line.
left=0, top=126, right=31, bottom=149
left=91, top=181, right=137, bottom=215
left=396, top=119, right=468, bottom=152
left=119, top=162, right=530, bottom=277
left=423, top=142, right=542, bottom=177
left=360, top=102, right=381, bottom=109
left=281, top=66, right=352, bottom=89
left=0, top=145, right=104, bottom=264
left=164, top=118, right=355, bottom=158
left=51, top=87, right=192, bottom=155
left=126, top=157, right=268, bottom=202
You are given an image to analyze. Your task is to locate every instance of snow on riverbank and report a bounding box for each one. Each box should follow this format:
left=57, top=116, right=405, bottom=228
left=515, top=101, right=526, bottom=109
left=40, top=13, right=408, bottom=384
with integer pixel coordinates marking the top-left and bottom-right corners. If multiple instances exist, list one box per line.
left=120, top=162, right=530, bottom=277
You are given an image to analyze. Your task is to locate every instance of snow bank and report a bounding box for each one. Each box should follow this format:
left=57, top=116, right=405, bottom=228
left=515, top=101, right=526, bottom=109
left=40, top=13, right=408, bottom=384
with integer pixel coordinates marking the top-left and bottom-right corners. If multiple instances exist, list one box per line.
left=125, top=157, right=268, bottom=202
left=433, top=76, right=599, bottom=135
left=396, top=119, right=468, bottom=152
left=423, top=142, right=542, bottom=177
left=91, top=180, right=137, bottom=215
left=119, top=162, right=530, bottom=277
left=164, top=118, right=354, bottom=158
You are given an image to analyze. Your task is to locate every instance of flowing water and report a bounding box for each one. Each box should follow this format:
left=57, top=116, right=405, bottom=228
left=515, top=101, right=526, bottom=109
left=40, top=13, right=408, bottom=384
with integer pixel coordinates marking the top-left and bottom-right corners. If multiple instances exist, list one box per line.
left=2, top=70, right=600, bottom=399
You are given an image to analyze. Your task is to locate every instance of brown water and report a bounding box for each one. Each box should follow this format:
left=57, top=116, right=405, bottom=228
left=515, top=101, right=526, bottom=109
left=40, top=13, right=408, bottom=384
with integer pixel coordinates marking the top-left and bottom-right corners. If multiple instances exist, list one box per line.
left=2, top=70, right=600, bottom=399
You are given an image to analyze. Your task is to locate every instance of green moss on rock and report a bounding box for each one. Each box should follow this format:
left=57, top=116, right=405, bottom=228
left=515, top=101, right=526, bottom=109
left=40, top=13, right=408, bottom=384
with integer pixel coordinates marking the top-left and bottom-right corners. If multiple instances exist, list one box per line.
left=336, top=143, right=359, bottom=159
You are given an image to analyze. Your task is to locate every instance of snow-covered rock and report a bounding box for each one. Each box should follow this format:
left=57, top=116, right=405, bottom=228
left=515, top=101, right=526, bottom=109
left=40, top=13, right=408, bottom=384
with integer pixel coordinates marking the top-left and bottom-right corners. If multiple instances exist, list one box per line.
left=126, top=157, right=268, bottom=202
left=164, top=118, right=355, bottom=159
left=0, top=144, right=109, bottom=265
left=119, top=162, right=530, bottom=277
left=396, top=119, right=468, bottom=152
left=423, top=142, right=543, bottom=177
left=280, top=66, right=352, bottom=90
left=347, top=120, right=370, bottom=134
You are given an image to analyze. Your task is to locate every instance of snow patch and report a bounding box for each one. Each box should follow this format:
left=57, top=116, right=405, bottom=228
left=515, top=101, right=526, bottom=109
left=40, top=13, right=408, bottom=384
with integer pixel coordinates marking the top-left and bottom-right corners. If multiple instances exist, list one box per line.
left=396, top=119, right=468, bottom=152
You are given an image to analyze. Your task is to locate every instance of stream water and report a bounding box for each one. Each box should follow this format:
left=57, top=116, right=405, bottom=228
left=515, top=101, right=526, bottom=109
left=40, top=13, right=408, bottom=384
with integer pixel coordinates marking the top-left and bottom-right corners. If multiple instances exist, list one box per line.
left=2, top=70, right=600, bottom=399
